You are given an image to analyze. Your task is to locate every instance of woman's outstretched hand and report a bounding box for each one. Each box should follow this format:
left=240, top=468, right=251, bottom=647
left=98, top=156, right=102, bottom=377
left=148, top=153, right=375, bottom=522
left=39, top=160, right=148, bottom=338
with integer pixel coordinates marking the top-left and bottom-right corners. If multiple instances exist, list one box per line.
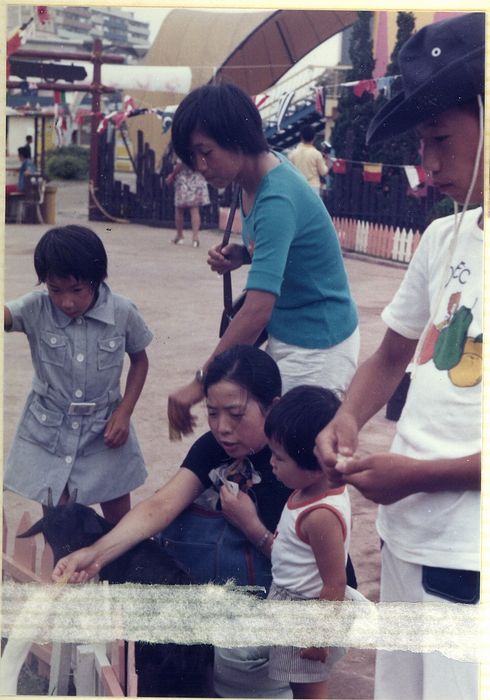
left=52, top=547, right=101, bottom=584
left=168, top=379, right=204, bottom=436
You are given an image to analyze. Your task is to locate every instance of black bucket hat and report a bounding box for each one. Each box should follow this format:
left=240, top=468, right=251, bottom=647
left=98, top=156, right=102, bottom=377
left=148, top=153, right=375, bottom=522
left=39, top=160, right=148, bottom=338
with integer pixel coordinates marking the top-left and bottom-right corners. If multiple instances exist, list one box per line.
left=366, top=12, right=485, bottom=145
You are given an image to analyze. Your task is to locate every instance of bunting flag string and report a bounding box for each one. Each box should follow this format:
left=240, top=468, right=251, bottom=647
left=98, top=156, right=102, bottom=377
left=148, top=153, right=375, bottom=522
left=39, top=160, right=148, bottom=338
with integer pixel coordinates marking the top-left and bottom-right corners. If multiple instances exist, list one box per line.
left=7, top=6, right=50, bottom=77
left=330, top=157, right=428, bottom=190
left=310, top=75, right=399, bottom=109
left=96, top=97, right=175, bottom=135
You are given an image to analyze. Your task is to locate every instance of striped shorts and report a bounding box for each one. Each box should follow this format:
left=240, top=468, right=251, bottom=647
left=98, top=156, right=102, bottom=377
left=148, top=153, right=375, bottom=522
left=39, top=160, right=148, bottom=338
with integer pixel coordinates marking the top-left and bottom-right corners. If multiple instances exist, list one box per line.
left=267, top=582, right=346, bottom=683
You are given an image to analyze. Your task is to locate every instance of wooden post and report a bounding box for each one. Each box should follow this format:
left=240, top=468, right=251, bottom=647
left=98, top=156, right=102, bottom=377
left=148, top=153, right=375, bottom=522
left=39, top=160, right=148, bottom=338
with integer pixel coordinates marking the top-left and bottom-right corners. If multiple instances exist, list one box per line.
left=89, top=38, right=103, bottom=221
left=74, top=645, right=96, bottom=696
left=48, top=643, right=73, bottom=696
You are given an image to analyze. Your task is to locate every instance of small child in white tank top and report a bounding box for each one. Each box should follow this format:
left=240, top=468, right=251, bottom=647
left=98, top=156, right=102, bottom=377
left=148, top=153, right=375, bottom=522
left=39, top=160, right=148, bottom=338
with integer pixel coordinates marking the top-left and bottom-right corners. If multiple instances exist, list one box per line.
left=264, top=385, right=359, bottom=700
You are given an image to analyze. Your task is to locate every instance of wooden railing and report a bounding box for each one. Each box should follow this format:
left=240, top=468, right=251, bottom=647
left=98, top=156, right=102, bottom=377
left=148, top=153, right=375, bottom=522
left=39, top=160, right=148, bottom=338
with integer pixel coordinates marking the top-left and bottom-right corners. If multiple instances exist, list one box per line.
left=2, top=510, right=137, bottom=696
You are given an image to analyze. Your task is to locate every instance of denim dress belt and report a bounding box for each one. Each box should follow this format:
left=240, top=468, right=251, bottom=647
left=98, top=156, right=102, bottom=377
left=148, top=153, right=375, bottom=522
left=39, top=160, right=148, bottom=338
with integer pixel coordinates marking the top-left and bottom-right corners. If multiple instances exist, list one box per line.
left=31, top=376, right=121, bottom=415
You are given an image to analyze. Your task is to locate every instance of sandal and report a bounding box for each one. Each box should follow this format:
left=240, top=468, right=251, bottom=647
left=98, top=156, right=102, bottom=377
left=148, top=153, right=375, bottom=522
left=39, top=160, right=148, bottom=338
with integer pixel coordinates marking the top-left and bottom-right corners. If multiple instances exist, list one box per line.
left=172, top=237, right=184, bottom=245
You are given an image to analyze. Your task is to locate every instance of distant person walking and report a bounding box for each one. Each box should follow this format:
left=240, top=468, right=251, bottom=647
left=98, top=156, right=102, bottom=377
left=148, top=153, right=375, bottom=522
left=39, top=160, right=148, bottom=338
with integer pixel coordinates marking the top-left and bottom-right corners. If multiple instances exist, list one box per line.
left=165, top=158, right=210, bottom=247
left=24, top=134, right=33, bottom=159
left=5, top=146, right=35, bottom=195
left=288, top=125, right=328, bottom=195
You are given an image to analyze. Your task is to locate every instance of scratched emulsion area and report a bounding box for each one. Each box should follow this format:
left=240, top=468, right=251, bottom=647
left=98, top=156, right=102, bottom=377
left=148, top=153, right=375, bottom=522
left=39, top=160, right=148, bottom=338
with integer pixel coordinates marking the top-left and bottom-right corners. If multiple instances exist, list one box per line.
left=0, top=581, right=484, bottom=663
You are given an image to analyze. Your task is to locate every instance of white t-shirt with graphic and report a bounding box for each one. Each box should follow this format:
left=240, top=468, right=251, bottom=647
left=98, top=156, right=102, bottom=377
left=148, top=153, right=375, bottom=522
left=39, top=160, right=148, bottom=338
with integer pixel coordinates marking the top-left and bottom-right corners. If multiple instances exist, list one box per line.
left=378, top=207, right=482, bottom=570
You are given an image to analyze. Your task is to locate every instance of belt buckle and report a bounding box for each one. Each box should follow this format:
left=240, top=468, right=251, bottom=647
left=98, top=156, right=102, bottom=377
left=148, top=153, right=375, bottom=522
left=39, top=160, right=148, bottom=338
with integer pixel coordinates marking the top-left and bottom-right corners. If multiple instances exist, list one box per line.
left=68, top=402, right=97, bottom=416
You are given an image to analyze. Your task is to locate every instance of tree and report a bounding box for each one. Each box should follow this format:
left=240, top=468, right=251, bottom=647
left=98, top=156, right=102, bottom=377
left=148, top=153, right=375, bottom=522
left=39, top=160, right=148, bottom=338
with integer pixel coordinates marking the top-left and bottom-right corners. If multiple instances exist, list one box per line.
left=368, top=12, right=420, bottom=165
left=330, top=11, right=376, bottom=162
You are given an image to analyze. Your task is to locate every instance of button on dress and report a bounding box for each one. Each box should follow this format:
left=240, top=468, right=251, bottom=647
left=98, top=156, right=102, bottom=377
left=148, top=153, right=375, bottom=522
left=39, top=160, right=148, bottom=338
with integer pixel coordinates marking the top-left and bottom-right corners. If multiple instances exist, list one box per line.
left=4, top=283, right=153, bottom=506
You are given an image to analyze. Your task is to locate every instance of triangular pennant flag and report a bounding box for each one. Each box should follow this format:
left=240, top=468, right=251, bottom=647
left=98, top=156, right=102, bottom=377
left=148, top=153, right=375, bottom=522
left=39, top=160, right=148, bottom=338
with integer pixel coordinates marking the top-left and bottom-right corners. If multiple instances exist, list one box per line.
left=404, top=165, right=427, bottom=189
left=314, top=86, right=325, bottom=115
left=7, top=29, right=22, bottom=58
left=363, top=163, right=383, bottom=182
left=276, top=90, right=295, bottom=132
left=332, top=158, right=347, bottom=175
left=37, top=6, right=50, bottom=24
left=353, top=79, right=377, bottom=97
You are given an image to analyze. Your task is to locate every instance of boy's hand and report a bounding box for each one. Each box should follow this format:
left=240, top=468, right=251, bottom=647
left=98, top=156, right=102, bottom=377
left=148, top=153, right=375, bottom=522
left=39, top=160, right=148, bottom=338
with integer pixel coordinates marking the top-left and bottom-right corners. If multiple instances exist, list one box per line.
left=314, top=412, right=359, bottom=487
left=104, top=405, right=131, bottom=448
left=337, top=453, right=419, bottom=504
left=300, top=646, right=329, bottom=662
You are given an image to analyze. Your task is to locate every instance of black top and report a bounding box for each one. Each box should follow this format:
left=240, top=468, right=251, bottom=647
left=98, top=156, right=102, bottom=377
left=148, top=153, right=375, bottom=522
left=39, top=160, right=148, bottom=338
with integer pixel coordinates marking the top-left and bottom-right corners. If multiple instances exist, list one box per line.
left=181, top=431, right=291, bottom=533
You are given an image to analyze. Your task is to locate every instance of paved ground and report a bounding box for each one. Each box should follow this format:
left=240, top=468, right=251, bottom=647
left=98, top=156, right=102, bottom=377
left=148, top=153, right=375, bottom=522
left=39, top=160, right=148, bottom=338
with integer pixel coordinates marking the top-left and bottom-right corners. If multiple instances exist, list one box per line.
left=3, top=179, right=406, bottom=699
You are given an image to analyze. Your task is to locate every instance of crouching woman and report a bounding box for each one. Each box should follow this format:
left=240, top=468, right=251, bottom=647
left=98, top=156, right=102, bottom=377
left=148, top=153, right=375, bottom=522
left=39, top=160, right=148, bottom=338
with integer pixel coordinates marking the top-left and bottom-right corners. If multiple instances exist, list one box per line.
left=53, top=345, right=295, bottom=697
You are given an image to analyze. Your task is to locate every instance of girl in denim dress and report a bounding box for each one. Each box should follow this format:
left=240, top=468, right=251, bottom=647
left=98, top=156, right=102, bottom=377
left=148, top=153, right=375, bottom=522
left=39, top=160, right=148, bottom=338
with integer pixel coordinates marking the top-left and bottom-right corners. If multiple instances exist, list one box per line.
left=4, top=226, right=153, bottom=523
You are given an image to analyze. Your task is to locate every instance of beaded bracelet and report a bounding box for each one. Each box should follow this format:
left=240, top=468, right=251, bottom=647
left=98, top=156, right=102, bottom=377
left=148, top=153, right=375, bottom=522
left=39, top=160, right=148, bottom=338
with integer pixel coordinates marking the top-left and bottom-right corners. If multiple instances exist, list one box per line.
left=256, top=529, right=271, bottom=550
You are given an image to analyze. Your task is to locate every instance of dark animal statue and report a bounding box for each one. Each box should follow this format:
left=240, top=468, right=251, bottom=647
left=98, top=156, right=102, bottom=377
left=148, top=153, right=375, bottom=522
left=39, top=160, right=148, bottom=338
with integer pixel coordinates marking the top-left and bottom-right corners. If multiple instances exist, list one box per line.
left=19, top=494, right=213, bottom=697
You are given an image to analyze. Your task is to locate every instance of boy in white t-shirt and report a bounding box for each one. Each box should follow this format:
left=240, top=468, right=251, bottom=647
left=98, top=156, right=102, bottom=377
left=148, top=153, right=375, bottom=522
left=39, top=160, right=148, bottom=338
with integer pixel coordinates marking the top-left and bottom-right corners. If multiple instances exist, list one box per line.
left=315, top=12, right=484, bottom=700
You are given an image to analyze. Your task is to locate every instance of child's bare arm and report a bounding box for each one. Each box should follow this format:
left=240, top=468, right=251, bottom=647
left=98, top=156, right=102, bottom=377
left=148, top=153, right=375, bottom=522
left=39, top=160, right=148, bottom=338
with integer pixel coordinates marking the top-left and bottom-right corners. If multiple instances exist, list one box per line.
left=4, top=306, right=12, bottom=331
left=299, top=508, right=347, bottom=661
left=104, top=349, right=149, bottom=448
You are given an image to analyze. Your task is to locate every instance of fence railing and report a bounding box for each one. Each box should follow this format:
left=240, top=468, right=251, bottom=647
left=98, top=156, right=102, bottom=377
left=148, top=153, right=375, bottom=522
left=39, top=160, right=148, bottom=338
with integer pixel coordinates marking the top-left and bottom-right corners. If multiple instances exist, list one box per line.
left=92, top=129, right=219, bottom=228
left=2, top=510, right=137, bottom=696
left=333, top=217, right=421, bottom=264
left=325, top=164, right=443, bottom=232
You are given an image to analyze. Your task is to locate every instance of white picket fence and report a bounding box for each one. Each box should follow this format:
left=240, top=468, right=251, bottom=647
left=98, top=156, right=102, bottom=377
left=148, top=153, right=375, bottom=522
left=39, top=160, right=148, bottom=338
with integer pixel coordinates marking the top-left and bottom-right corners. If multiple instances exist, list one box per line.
left=333, top=216, right=422, bottom=264
left=219, top=208, right=421, bottom=264
left=2, top=510, right=137, bottom=696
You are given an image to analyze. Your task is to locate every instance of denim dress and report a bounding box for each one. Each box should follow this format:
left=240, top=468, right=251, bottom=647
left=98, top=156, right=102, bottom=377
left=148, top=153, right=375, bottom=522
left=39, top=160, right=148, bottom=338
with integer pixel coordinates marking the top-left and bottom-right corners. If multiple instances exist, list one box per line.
left=4, top=283, right=153, bottom=506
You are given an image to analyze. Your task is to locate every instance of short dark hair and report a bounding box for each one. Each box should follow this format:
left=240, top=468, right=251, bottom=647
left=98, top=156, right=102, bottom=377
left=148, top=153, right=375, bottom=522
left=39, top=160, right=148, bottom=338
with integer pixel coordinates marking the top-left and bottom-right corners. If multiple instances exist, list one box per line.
left=300, top=125, right=315, bottom=142
left=18, top=146, right=30, bottom=159
left=171, top=83, right=269, bottom=168
left=26, top=135, right=33, bottom=142
left=265, top=385, right=341, bottom=471
left=34, top=226, right=108, bottom=285
left=204, top=345, right=281, bottom=411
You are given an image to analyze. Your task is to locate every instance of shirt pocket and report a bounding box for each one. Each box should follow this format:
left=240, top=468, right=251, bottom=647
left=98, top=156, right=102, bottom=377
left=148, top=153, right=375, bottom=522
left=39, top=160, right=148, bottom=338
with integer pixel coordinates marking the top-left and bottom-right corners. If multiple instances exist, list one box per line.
left=97, top=336, right=125, bottom=371
left=40, top=331, right=67, bottom=368
left=81, top=407, right=111, bottom=456
left=18, top=398, right=63, bottom=454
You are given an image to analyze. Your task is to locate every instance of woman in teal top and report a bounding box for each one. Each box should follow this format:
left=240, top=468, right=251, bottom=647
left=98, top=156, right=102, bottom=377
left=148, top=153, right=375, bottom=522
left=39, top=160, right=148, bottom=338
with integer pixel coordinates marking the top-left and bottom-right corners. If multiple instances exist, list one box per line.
left=168, top=83, right=359, bottom=435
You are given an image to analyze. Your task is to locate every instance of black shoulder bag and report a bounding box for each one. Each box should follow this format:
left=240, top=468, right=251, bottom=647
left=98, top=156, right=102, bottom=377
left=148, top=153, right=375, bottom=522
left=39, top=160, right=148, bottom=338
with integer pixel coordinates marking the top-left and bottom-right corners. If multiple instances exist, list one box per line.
left=218, top=186, right=268, bottom=347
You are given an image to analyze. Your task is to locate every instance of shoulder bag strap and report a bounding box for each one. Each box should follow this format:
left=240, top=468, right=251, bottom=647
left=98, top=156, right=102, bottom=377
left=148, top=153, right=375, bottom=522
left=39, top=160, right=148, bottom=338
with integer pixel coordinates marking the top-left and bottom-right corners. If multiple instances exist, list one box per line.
left=221, top=185, right=241, bottom=315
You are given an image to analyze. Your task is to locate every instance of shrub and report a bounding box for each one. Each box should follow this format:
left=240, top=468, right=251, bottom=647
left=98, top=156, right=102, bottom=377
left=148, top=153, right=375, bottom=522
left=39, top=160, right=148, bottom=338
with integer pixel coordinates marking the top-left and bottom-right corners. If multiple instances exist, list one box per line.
left=45, top=145, right=90, bottom=180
